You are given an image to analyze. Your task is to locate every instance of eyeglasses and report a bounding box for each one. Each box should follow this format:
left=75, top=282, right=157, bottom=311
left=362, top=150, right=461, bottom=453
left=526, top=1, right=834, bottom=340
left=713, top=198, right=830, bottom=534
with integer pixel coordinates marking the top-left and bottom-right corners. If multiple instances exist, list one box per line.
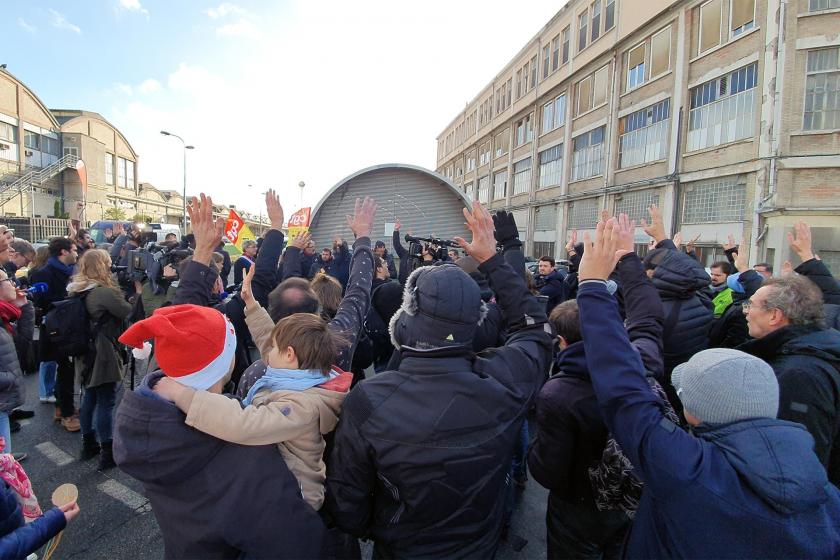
left=0, top=278, right=13, bottom=285
left=742, top=300, right=770, bottom=312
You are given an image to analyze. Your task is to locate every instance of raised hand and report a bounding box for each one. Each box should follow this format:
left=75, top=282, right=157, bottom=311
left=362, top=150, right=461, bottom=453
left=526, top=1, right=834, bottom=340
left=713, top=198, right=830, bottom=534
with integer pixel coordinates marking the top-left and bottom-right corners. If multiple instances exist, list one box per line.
left=640, top=204, right=666, bottom=243
left=565, top=229, right=578, bottom=254
left=187, top=194, right=225, bottom=265
left=781, top=261, right=794, bottom=276
left=615, top=213, right=636, bottom=255
left=290, top=230, right=312, bottom=250
left=579, top=218, right=631, bottom=282
left=265, top=189, right=284, bottom=230
left=787, top=221, right=814, bottom=262
left=686, top=233, right=701, bottom=254
left=492, top=210, right=520, bottom=246
left=394, top=219, right=401, bottom=232
left=672, top=231, right=683, bottom=250
left=346, top=197, right=378, bottom=239
left=240, top=261, right=257, bottom=309
left=734, top=234, right=750, bottom=272
left=60, top=501, right=81, bottom=524
left=723, top=234, right=737, bottom=252
left=454, top=201, right=496, bottom=263
left=114, top=223, right=125, bottom=237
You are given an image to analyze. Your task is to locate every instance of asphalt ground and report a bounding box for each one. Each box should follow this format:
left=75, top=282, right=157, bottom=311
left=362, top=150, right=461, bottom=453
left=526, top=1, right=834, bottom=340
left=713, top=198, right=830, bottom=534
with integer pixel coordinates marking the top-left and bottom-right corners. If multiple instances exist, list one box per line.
left=14, top=368, right=549, bottom=559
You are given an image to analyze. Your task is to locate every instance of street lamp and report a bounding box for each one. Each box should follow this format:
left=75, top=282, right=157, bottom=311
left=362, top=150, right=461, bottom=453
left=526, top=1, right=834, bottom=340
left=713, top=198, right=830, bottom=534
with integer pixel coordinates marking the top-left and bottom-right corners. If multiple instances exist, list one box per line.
left=248, top=184, right=268, bottom=235
left=160, top=130, right=194, bottom=232
left=298, top=181, right=305, bottom=208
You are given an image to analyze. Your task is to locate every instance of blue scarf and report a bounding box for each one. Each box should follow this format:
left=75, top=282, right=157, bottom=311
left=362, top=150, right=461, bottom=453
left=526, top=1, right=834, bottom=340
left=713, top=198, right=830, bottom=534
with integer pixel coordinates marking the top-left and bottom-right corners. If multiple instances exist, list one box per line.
left=242, top=366, right=336, bottom=406
left=48, top=257, right=74, bottom=277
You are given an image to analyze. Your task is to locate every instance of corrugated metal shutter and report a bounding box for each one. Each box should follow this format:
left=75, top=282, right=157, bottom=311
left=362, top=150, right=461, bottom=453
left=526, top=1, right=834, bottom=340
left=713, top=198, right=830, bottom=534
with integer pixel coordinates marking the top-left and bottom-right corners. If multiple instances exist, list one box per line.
left=310, top=166, right=470, bottom=255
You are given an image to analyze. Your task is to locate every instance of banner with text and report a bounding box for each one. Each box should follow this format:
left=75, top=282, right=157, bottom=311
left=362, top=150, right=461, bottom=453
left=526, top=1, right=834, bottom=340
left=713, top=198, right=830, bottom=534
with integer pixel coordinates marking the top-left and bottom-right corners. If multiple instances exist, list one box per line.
left=287, top=207, right=311, bottom=246
left=224, top=209, right=256, bottom=252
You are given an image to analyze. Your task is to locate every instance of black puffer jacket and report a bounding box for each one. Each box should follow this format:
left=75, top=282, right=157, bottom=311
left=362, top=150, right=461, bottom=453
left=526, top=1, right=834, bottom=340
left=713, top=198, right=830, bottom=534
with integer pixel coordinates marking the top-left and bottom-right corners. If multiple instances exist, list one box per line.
left=738, top=325, right=840, bottom=486
left=797, top=258, right=840, bottom=304
left=647, top=241, right=713, bottom=376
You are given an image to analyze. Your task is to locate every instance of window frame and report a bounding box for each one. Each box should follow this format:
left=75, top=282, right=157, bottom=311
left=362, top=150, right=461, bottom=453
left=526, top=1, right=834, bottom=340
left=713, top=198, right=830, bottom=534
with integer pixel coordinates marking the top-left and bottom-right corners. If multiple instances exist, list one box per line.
left=578, top=12, right=589, bottom=52
left=650, top=26, right=672, bottom=80
left=699, top=0, right=723, bottom=55
left=729, top=0, right=756, bottom=39
left=803, top=47, right=840, bottom=131
left=626, top=41, right=647, bottom=92
left=543, top=44, right=551, bottom=79
left=809, top=0, right=840, bottom=12
left=605, top=0, right=616, bottom=31
left=562, top=25, right=571, bottom=64
left=591, top=0, right=602, bottom=43
left=552, top=34, right=560, bottom=71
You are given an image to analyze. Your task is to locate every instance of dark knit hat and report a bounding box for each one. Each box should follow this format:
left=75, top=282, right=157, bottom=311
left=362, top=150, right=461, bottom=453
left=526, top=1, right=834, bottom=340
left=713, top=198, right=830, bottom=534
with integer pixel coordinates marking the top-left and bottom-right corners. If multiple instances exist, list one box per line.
left=389, top=264, right=487, bottom=349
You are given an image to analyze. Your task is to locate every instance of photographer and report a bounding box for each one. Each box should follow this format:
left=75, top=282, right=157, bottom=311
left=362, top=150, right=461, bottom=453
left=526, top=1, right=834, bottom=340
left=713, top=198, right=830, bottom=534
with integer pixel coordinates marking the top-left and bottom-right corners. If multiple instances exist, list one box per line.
left=68, top=250, right=140, bottom=470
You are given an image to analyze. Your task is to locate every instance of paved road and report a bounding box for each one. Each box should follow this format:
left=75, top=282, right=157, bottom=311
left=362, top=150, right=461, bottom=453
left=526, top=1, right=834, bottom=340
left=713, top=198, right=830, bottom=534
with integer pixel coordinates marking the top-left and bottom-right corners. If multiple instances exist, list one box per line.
left=14, top=371, right=548, bottom=559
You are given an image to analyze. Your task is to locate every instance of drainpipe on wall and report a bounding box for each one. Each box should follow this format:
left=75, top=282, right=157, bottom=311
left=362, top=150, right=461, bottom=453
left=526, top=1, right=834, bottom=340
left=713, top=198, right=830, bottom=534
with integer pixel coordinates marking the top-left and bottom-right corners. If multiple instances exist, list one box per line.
left=753, top=0, right=784, bottom=267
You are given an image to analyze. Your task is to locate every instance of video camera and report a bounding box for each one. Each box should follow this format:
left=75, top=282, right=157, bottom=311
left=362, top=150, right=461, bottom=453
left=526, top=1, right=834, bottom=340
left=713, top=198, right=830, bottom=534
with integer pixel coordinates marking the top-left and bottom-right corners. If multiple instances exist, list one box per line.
left=404, top=234, right=459, bottom=272
left=121, top=241, right=192, bottom=293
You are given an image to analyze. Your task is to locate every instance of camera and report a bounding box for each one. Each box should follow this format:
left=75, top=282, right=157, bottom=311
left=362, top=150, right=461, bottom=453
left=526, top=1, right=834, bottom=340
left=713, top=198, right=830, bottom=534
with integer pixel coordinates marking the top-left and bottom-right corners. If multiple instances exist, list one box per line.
left=404, top=234, right=458, bottom=272
left=122, top=242, right=192, bottom=294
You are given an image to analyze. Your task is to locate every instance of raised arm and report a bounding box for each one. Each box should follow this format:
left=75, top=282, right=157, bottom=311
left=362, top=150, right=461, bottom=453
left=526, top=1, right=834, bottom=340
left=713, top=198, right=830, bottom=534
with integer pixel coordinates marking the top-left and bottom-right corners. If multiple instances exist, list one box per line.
left=252, top=189, right=285, bottom=307
left=328, top=198, right=377, bottom=371
left=281, top=231, right=311, bottom=281
left=173, top=194, right=225, bottom=307
left=493, top=210, right=526, bottom=281
left=788, top=222, right=840, bottom=304
left=392, top=219, right=407, bottom=259
left=577, top=217, right=706, bottom=494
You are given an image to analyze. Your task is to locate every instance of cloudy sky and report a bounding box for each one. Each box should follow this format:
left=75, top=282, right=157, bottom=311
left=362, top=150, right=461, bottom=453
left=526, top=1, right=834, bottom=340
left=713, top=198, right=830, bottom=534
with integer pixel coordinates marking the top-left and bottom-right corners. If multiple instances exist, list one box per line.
left=5, top=0, right=564, bottom=215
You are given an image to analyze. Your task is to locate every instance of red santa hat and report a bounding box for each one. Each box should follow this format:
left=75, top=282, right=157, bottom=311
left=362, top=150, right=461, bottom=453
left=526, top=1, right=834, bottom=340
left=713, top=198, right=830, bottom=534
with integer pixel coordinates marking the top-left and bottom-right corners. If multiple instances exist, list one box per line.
left=119, top=304, right=237, bottom=390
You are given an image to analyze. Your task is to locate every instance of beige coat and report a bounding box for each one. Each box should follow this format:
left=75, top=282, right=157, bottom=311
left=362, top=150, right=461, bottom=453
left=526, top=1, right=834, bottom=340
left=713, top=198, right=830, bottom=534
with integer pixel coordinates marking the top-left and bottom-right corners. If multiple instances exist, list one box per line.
left=243, top=304, right=274, bottom=361
left=184, top=372, right=351, bottom=510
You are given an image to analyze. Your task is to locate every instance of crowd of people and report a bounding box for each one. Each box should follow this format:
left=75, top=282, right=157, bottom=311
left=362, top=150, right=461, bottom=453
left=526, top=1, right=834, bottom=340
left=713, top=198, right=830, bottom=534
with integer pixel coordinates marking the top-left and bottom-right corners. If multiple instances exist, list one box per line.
left=0, top=186, right=838, bottom=558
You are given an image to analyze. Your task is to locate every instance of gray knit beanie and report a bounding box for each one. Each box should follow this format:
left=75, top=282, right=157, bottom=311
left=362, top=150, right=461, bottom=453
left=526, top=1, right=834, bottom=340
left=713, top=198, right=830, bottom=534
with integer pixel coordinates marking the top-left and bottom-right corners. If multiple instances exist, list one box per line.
left=672, top=348, right=778, bottom=425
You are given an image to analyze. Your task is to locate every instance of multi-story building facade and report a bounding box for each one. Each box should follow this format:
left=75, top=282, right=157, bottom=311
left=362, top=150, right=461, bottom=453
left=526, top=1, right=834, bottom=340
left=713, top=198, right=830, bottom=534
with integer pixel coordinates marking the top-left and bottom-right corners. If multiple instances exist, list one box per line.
left=436, top=0, right=840, bottom=272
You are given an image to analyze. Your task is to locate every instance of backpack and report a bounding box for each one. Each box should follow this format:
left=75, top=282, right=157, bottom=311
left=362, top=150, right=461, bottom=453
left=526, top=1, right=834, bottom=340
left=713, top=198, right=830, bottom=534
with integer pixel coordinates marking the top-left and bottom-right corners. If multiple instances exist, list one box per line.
left=587, top=375, right=680, bottom=518
left=43, top=291, right=105, bottom=358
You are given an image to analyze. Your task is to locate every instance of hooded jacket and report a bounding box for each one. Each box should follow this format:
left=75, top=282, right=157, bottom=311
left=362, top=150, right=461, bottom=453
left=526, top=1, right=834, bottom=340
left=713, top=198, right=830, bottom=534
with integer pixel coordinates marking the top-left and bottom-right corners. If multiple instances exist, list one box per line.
left=646, top=240, right=713, bottom=375
left=577, top=282, right=840, bottom=559
left=325, top=254, right=553, bottom=559
left=183, top=369, right=353, bottom=510
left=738, top=325, right=840, bottom=486
left=0, top=303, right=31, bottom=414
left=114, top=372, right=328, bottom=559
left=536, top=269, right=567, bottom=313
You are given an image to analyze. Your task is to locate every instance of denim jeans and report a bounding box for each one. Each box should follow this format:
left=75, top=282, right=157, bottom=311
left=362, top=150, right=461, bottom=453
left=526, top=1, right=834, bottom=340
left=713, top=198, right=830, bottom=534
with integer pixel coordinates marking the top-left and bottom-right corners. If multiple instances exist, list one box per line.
left=80, top=383, right=118, bottom=443
left=0, top=412, right=10, bottom=453
left=511, top=421, right=530, bottom=480
left=38, top=361, right=57, bottom=399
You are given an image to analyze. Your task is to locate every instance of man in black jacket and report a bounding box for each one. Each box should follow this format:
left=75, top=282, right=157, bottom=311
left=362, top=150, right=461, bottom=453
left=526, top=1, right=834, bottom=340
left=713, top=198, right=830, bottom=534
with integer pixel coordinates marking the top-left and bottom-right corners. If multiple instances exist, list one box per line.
left=535, top=256, right=567, bottom=313
left=738, top=275, right=840, bottom=487
left=373, top=240, right=398, bottom=279
left=30, top=237, right=79, bottom=431
left=326, top=201, right=554, bottom=558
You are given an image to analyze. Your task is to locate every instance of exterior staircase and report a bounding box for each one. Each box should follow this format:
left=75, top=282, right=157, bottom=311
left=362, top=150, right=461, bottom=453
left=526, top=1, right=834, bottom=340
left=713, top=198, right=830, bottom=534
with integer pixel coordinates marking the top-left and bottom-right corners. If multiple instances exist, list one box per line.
left=0, top=154, right=79, bottom=207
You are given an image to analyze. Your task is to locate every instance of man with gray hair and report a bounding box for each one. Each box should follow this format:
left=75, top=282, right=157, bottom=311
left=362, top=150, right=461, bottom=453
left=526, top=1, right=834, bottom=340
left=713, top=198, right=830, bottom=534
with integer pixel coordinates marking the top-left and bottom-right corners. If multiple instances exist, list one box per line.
left=738, top=274, right=840, bottom=486
left=233, top=239, right=258, bottom=286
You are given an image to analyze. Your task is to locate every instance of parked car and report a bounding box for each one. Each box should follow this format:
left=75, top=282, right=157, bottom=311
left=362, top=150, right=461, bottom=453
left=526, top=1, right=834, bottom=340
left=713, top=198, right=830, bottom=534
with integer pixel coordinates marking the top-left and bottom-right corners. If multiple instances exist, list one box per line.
left=90, top=221, right=181, bottom=244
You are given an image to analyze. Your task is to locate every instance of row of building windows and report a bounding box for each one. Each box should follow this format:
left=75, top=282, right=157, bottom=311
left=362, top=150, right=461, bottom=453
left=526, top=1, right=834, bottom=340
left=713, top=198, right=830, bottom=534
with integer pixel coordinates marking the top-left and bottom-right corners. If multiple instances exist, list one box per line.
left=104, top=153, right=136, bottom=189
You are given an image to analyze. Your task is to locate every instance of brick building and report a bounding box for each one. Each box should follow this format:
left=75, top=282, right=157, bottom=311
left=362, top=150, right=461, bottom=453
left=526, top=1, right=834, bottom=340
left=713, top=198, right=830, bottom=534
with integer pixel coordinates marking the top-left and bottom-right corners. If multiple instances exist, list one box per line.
left=436, top=0, right=840, bottom=273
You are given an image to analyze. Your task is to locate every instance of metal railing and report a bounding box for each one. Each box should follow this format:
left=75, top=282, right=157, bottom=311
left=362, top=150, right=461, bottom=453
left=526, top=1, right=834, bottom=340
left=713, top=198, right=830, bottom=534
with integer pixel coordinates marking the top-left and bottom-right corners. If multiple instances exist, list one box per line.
left=0, top=154, right=79, bottom=207
left=619, top=119, right=670, bottom=168
left=687, top=88, right=755, bottom=152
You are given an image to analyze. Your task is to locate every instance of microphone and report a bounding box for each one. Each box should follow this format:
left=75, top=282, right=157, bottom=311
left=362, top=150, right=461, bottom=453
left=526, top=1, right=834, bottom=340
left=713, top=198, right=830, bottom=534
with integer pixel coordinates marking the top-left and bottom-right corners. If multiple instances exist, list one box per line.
left=25, top=282, right=48, bottom=295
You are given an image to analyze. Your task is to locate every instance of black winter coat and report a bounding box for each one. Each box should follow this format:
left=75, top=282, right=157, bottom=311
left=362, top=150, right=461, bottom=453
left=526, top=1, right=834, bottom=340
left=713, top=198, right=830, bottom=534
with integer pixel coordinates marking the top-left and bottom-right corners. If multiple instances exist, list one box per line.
left=649, top=241, right=713, bottom=375
left=709, top=269, right=762, bottom=349
left=738, top=325, right=840, bottom=486
left=797, top=258, right=840, bottom=304
left=114, top=373, right=328, bottom=558
left=325, top=254, right=553, bottom=559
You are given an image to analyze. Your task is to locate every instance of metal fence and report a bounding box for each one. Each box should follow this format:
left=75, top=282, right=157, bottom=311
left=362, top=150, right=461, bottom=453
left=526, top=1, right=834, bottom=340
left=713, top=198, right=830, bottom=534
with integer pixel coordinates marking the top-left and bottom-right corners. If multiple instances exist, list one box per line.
left=1, top=217, right=74, bottom=242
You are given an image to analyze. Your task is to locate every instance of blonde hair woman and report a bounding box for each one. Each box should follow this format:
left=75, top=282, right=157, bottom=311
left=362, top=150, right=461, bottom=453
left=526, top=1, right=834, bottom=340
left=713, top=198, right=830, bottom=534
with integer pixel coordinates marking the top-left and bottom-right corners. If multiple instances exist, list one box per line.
left=67, top=249, right=140, bottom=470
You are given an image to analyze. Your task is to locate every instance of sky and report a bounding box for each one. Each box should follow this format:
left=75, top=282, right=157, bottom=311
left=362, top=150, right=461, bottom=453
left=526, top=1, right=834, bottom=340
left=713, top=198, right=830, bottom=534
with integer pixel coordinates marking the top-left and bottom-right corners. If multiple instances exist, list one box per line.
left=4, top=0, right=566, bottom=216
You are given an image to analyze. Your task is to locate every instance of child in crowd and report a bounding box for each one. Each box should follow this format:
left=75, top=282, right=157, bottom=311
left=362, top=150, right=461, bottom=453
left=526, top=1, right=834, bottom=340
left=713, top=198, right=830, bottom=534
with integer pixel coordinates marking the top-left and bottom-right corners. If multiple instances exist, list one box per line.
left=152, top=308, right=352, bottom=511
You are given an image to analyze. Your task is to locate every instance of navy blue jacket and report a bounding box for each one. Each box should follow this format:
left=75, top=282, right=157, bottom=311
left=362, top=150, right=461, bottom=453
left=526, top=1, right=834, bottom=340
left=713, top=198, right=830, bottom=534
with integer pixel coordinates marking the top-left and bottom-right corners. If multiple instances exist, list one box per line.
left=577, top=281, right=840, bottom=559
left=797, top=258, right=840, bottom=304
left=325, top=253, right=553, bottom=559
left=536, top=270, right=566, bottom=313
left=309, top=241, right=350, bottom=288
left=114, top=372, right=327, bottom=559
left=0, top=482, right=66, bottom=560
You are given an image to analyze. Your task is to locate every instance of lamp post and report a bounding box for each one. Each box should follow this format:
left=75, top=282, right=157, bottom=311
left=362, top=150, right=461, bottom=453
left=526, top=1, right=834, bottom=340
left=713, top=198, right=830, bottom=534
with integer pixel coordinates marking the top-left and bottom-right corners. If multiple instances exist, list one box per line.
left=298, top=181, right=305, bottom=209
left=160, top=131, right=194, bottom=231
left=248, top=184, right=268, bottom=235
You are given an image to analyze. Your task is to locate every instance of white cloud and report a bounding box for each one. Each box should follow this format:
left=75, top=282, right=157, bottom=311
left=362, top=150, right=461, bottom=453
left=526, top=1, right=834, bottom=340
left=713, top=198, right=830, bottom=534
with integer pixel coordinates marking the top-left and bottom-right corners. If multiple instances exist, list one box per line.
left=138, top=78, right=162, bottom=94
left=48, top=9, right=81, bottom=34
left=117, top=0, right=150, bottom=17
left=204, top=3, right=245, bottom=19
left=106, top=0, right=566, bottom=219
left=17, top=18, right=36, bottom=34
left=114, top=82, right=134, bottom=95
left=215, top=20, right=262, bottom=40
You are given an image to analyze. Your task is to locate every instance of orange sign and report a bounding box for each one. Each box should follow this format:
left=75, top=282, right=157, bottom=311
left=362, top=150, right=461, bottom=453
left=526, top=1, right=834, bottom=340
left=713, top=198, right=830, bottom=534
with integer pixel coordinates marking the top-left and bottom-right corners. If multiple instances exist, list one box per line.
left=224, top=209, right=256, bottom=250
left=287, top=207, right=311, bottom=245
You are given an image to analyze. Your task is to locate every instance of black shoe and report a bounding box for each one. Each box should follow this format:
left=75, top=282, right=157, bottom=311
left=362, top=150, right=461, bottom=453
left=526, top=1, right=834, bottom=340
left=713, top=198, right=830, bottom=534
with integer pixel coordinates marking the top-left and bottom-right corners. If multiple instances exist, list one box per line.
left=9, top=421, right=20, bottom=433
left=80, top=433, right=101, bottom=461
left=9, top=409, right=34, bottom=421
left=98, top=440, right=116, bottom=471
left=12, top=453, right=26, bottom=463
